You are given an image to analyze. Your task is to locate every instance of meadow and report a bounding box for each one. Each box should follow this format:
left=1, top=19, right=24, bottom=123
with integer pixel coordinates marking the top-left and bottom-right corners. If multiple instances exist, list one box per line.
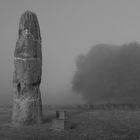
left=0, top=105, right=140, bottom=140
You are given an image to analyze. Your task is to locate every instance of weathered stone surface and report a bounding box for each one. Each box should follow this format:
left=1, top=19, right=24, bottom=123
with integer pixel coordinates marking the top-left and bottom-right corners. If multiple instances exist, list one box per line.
left=51, top=119, right=66, bottom=131
left=12, top=11, right=43, bottom=126
left=18, top=11, right=41, bottom=41
left=14, top=59, right=41, bottom=85
left=14, top=31, right=42, bottom=59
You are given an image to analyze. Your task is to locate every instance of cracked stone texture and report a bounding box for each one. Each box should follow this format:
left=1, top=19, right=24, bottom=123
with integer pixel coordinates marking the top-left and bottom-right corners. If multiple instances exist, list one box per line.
left=12, top=11, right=43, bottom=126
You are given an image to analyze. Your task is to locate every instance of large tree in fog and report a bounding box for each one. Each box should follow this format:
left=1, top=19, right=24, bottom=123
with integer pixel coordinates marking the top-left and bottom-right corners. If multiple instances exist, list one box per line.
left=72, top=43, right=140, bottom=104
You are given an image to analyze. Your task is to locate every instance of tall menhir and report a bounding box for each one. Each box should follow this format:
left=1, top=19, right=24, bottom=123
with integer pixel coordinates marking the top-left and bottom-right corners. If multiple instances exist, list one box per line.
left=12, top=11, right=43, bottom=126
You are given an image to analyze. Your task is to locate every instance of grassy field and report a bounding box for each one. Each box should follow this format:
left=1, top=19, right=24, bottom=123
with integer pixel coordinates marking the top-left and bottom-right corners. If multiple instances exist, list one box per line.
left=0, top=105, right=140, bottom=139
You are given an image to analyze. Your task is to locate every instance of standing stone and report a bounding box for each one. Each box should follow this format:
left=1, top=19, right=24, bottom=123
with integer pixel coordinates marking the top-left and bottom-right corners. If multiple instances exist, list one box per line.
left=52, top=110, right=67, bottom=131
left=12, top=11, right=43, bottom=126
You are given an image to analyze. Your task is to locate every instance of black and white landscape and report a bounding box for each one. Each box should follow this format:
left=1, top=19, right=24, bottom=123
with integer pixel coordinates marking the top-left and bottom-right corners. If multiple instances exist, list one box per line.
left=1, top=0, right=140, bottom=139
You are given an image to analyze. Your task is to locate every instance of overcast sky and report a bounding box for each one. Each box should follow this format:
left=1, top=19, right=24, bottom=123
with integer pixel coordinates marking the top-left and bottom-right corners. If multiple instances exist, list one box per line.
left=0, top=0, right=140, bottom=105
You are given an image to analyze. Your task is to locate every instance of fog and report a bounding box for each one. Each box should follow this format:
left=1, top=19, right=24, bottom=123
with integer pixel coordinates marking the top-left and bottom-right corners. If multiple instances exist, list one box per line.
left=0, top=0, right=140, bottom=105
left=72, top=43, right=140, bottom=104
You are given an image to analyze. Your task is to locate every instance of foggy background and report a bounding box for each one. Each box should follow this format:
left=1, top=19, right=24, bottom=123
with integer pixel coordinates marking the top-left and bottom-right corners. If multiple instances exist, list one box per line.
left=1, top=0, right=140, bottom=105
left=72, top=43, right=140, bottom=104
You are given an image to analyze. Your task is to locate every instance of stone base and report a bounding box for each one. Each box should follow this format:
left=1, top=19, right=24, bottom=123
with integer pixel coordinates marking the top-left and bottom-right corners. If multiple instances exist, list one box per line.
left=12, top=97, right=43, bottom=127
left=51, top=119, right=66, bottom=131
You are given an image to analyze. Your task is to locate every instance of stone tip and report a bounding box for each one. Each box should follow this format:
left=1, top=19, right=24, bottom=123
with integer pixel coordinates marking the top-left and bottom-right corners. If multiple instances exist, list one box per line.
left=19, top=10, right=41, bottom=40
left=23, top=10, right=37, bottom=17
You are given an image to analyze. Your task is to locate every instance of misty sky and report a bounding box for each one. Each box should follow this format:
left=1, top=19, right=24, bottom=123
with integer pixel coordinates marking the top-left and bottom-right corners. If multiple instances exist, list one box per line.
left=0, top=0, right=140, bottom=105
